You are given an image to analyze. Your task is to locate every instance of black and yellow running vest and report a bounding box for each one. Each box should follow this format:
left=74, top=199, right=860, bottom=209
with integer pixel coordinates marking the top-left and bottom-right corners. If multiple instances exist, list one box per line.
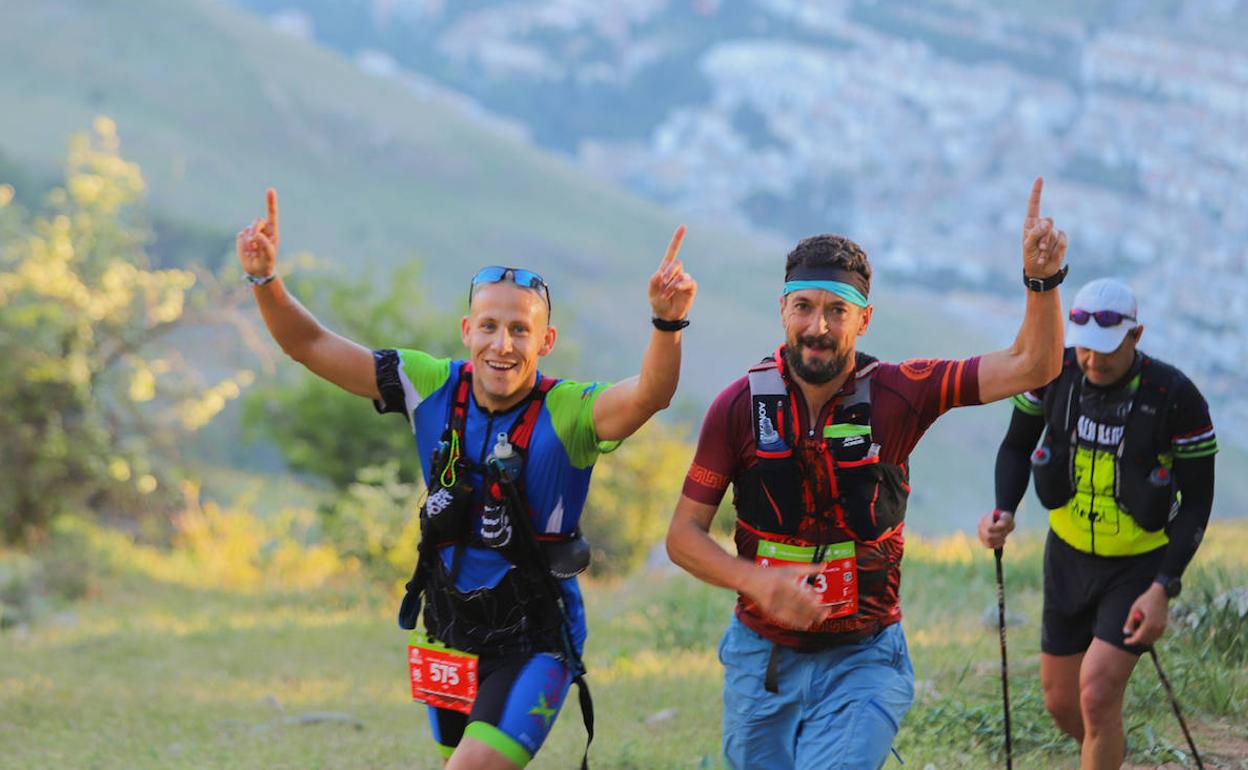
left=1029, top=351, right=1182, bottom=556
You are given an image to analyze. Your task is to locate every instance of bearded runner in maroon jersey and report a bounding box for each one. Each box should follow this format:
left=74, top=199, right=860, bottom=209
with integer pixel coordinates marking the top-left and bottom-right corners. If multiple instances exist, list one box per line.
left=666, top=178, right=1069, bottom=770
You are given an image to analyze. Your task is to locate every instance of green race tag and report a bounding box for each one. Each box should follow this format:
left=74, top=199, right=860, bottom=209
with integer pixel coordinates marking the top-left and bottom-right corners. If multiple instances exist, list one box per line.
left=823, top=423, right=872, bottom=439
left=756, top=539, right=854, bottom=562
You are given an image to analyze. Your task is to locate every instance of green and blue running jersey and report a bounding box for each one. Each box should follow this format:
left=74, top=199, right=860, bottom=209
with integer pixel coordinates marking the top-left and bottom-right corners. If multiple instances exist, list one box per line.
left=373, top=348, right=620, bottom=651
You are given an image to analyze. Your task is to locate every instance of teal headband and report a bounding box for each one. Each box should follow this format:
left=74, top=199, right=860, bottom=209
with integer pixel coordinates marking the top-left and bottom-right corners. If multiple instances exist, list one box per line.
left=783, top=280, right=869, bottom=308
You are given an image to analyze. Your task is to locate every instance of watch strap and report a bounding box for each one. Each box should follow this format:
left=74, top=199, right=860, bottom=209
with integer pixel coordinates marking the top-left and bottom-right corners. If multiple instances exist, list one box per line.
left=652, top=316, right=690, bottom=332
left=1155, top=574, right=1181, bottom=598
left=1023, top=263, right=1068, bottom=292
left=245, top=272, right=278, bottom=287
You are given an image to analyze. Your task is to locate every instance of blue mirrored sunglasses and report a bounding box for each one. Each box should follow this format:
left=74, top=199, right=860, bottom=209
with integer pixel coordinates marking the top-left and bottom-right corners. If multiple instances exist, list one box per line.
left=1069, top=308, right=1135, bottom=327
left=469, top=266, right=551, bottom=311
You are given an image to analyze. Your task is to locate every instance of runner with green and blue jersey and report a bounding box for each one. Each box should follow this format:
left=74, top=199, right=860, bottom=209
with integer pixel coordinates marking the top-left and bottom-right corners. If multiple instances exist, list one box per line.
left=237, top=188, right=697, bottom=770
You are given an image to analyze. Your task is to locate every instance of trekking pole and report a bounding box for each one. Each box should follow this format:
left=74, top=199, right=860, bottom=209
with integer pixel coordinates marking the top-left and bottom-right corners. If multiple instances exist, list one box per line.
left=1133, top=611, right=1205, bottom=770
left=992, top=511, right=1013, bottom=770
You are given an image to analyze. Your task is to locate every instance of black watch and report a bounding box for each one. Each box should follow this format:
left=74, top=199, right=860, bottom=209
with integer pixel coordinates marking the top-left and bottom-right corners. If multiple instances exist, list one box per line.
left=652, top=316, right=690, bottom=332
left=1023, top=264, right=1068, bottom=292
left=1155, top=575, right=1182, bottom=599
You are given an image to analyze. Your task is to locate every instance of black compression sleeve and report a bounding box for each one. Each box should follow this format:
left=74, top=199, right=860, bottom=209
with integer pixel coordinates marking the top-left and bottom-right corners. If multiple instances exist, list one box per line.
left=1159, top=453, right=1215, bottom=579
left=372, top=349, right=407, bottom=417
left=994, top=407, right=1046, bottom=513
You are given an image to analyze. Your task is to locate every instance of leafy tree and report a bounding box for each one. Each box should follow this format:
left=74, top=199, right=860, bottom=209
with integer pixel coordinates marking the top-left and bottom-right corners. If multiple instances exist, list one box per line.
left=0, top=118, right=252, bottom=544
left=582, top=419, right=693, bottom=576
left=242, top=260, right=463, bottom=488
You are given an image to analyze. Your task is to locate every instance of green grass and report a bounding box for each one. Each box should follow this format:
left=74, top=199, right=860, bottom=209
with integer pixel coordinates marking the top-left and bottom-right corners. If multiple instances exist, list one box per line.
left=3, top=522, right=1246, bottom=769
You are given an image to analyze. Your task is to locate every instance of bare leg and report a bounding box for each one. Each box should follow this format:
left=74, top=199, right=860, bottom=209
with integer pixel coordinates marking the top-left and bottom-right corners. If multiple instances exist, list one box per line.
left=1041, top=651, right=1086, bottom=743
left=1078, top=639, right=1140, bottom=770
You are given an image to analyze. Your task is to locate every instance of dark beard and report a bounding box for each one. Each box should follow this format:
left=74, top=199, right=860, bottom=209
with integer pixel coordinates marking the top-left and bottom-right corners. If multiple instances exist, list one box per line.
left=784, top=335, right=850, bottom=384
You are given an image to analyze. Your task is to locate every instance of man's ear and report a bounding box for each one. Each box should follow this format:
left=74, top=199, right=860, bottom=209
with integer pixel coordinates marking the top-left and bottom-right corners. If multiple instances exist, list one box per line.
left=461, top=315, right=471, bottom=347
left=857, top=304, right=874, bottom=337
left=539, top=324, right=558, bottom=357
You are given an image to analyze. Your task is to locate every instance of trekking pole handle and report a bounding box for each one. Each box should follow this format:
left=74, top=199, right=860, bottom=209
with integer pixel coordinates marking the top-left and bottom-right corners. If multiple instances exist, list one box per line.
left=992, top=509, right=1005, bottom=557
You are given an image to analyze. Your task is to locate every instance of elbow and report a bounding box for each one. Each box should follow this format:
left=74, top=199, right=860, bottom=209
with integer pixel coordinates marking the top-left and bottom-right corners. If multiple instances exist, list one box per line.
left=1036, top=353, right=1063, bottom=386
left=647, top=393, right=674, bottom=413
left=1017, top=347, right=1061, bottom=391
left=635, top=389, right=674, bottom=417
left=664, top=524, right=680, bottom=563
left=664, top=522, right=688, bottom=568
left=283, top=341, right=314, bottom=366
left=637, top=372, right=679, bottom=414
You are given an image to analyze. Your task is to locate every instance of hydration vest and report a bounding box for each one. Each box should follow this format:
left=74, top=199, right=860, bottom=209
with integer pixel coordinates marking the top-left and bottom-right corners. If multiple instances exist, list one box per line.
left=397, top=364, right=589, bottom=655
left=735, top=348, right=911, bottom=561
left=1032, top=351, right=1181, bottom=556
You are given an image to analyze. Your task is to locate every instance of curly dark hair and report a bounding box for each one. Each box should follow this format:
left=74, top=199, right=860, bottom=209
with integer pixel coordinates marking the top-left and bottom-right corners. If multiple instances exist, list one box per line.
left=784, top=234, right=872, bottom=293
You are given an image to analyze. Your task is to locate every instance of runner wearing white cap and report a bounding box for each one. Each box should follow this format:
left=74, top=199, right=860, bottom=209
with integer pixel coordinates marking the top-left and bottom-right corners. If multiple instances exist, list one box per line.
left=977, top=277, right=1217, bottom=770
left=1065, top=278, right=1139, bottom=356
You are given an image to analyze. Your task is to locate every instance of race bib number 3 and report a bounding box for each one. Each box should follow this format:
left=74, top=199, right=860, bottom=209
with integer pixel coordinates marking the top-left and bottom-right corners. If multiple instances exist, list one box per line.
left=755, top=540, right=858, bottom=618
left=408, top=632, right=479, bottom=714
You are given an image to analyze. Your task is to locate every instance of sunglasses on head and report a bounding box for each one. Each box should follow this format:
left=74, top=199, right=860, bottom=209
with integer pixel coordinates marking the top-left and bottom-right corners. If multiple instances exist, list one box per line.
left=1069, top=308, right=1135, bottom=327
left=469, top=266, right=551, bottom=311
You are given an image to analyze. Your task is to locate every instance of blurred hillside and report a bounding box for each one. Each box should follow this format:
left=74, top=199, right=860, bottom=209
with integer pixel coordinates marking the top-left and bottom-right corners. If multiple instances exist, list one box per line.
left=232, top=0, right=1248, bottom=442
left=1, top=0, right=1243, bottom=530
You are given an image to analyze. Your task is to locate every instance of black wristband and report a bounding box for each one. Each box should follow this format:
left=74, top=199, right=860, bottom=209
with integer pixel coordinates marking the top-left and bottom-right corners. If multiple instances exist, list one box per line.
left=1023, top=264, right=1068, bottom=292
left=652, top=316, right=690, bottom=332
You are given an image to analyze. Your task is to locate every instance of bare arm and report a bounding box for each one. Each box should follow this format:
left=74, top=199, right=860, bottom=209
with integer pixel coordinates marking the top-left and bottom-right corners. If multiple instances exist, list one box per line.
left=237, top=189, right=379, bottom=400
left=666, top=495, right=826, bottom=630
left=978, top=177, right=1067, bottom=403
left=593, top=226, right=697, bottom=441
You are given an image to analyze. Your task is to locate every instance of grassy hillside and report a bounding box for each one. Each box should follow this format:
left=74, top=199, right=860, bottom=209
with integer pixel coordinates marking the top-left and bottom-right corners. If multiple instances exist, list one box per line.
left=3, top=519, right=1245, bottom=769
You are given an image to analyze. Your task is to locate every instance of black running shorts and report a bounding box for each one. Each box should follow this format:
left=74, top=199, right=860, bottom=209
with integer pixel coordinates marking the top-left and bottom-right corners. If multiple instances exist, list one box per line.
left=1041, top=529, right=1165, bottom=656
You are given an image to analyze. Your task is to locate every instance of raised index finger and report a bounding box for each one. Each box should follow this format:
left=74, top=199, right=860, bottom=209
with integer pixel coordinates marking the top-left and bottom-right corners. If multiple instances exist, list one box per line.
left=1026, top=176, right=1044, bottom=223
left=266, top=187, right=279, bottom=231
left=660, top=224, right=687, bottom=270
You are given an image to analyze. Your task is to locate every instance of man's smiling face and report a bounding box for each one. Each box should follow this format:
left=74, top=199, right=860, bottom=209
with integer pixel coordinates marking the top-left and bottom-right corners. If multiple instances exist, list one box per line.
left=461, top=281, right=556, bottom=411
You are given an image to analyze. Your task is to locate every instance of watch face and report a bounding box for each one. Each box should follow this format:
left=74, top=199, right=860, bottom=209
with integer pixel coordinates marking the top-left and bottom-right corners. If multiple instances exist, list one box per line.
left=1165, top=578, right=1182, bottom=598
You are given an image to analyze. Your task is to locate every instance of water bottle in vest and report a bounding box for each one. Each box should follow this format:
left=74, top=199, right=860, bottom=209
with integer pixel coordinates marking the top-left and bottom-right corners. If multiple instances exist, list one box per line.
left=758, top=414, right=787, bottom=454
left=481, top=433, right=520, bottom=549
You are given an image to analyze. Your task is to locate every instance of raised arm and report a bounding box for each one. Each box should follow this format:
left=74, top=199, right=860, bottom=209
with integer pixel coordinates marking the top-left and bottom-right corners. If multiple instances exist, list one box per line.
left=237, top=189, right=378, bottom=400
left=977, top=177, right=1068, bottom=404
left=592, top=225, right=697, bottom=441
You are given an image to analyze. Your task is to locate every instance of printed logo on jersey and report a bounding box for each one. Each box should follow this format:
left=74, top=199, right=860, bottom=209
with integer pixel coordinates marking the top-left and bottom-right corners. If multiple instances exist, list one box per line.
left=899, top=358, right=939, bottom=381
left=1076, top=416, right=1124, bottom=447
left=688, top=463, right=729, bottom=490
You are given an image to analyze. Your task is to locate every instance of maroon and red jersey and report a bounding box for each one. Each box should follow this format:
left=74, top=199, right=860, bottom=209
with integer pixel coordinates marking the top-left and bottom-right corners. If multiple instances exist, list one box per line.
left=683, top=352, right=982, bottom=648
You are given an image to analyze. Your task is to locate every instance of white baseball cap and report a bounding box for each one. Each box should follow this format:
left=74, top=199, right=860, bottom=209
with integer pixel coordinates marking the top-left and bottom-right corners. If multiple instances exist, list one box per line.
left=1066, top=278, right=1139, bottom=353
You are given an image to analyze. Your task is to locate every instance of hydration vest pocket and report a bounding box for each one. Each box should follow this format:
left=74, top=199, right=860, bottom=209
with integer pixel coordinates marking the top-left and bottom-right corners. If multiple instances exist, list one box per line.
left=1032, top=436, right=1076, bottom=510
left=423, top=554, right=556, bottom=654
left=1117, top=458, right=1175, bottom=532
left=1070, top=495, right=1122, bottom=535
left=420, top=477, right=474, bottom=545
left=398, top=586, right=423, bottom=630
left=835, top=457, right=909, bottom=545
left=542, top=532, right=592, bottom=579
left=740, top=456, right=806, bottom=536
